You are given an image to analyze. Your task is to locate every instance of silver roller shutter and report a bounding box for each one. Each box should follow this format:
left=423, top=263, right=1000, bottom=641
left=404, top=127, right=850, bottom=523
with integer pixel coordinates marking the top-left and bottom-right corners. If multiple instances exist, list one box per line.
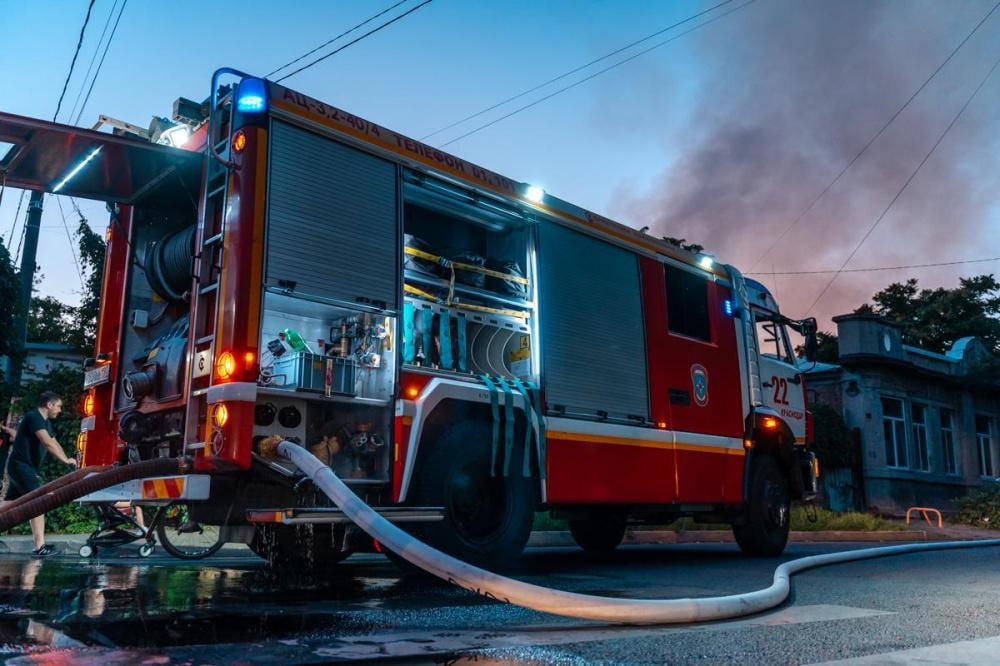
left=266, top=121, right=398, bottom=310
left=537, top=222, right=649, bottom=419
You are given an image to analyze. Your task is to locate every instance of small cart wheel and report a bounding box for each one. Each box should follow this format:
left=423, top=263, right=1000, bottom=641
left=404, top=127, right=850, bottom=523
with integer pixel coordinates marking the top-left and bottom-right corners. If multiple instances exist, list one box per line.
left=79, top=544, right=95, bottom=558
left=138, top=543, right=155, bottom=558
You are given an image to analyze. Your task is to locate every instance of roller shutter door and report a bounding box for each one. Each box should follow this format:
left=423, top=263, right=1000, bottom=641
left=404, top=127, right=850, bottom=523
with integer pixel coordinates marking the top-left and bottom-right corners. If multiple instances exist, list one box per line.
left=537, top=222, right=649, bottom=419
left=266, top=121, right=398, bottom=310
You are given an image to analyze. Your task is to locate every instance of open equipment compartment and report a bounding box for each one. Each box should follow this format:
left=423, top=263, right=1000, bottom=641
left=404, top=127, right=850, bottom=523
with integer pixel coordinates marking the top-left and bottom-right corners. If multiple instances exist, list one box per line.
left=401, top=170, right=535, bottom=381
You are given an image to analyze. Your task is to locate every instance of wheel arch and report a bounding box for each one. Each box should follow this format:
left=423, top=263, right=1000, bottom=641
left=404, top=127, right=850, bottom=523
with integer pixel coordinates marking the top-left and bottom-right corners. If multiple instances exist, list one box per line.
left=744, top=408, right=803, bottom=501
left=398, top=378, right=544, bottom=505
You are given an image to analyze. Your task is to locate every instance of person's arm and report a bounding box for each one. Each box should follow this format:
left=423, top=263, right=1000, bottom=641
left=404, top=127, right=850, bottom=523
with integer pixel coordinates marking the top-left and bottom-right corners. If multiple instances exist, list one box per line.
left=1, top=425, right=13, bottom=438
left=35, top=429, right=77, bottom=466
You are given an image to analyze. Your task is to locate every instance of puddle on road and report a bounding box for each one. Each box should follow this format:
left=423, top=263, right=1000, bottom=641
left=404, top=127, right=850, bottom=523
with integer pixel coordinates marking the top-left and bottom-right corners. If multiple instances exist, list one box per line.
left=0, top=555, right=474, bottom=651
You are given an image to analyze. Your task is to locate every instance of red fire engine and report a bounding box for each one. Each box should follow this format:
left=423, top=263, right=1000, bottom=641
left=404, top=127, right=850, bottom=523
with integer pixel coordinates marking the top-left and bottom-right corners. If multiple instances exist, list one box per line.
left=0, top=68, right=818, bottom=567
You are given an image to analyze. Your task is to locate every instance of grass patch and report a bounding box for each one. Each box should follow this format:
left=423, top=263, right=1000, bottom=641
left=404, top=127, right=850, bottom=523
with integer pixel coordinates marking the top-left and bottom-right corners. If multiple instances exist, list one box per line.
left=532, top=507, right=904, bottom=533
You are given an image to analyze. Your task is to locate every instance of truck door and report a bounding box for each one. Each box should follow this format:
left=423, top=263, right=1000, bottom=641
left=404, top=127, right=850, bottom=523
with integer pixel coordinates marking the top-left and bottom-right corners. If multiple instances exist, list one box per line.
left=752, top=307, right=807, bottom=442
left=641, top=258, right=745, bottom=503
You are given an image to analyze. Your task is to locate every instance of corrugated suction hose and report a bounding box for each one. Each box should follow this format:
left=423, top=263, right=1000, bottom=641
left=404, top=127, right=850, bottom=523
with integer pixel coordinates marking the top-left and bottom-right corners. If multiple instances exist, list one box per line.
left=274, top=440, right=1000, bottom=625
left=1, top=465, right=112, bottom=513
left=0, top=458, right=187, bottom=532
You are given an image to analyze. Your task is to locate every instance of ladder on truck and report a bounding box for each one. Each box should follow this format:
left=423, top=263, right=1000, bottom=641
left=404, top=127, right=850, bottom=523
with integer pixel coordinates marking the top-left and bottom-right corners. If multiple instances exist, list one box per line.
left=183, top=97, right=234, bottom=453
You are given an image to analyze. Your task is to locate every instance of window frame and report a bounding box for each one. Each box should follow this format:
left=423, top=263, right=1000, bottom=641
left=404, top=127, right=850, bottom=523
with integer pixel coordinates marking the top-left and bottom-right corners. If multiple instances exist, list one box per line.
left=975, top=415, right=994, bottom=478
left=911, top=403, right=930, bottom=472
left=881, top=396, right=908, bottom=469
left=940, top=408, right=958, bottom=476
left=664, top=264, right=713, bottom=344
left=752, top=307, right=795, bottom=365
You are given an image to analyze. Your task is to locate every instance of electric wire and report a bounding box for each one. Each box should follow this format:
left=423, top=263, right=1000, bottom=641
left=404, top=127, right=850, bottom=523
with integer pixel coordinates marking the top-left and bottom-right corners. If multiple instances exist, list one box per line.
left=67, top=0, right=119, bottom=124
left=53, top=0, right=98, bottom=122
left=4, top=191, right=25, bottom=246
left=420, top=0, right=735, bottom=141
left=747, top=256, right=1000, bottom=276
left=275, top=0, right=434, bottom=83
left=266, top=0, right=410, bottom=79
left=750, top=0, right=1000, bottom=272
left=437, top=0, right=757, bottom=148
left=55, top=196, right=85, bottom=288
left=72, top=0, right=129, bottom=126
left=805, top=50, right=1000, bottom=315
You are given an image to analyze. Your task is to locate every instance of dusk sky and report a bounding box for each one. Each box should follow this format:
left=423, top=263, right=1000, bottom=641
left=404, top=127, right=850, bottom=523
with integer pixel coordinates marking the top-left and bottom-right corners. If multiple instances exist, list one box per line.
left=1, top=0, right=998, bottom=336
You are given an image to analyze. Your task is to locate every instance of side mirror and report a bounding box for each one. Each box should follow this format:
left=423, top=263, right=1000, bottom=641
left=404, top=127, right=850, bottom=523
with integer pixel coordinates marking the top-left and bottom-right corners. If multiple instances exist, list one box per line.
left=801, top=317, right=818, bottom=362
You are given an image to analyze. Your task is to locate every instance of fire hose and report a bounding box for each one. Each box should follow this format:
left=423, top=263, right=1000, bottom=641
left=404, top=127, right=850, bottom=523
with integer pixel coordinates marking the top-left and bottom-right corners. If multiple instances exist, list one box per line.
left=270, top=440, right=1000, bottom=625
left=0, top=458, right=187, bottom=532
left=1, top=465, right=111, bottom=513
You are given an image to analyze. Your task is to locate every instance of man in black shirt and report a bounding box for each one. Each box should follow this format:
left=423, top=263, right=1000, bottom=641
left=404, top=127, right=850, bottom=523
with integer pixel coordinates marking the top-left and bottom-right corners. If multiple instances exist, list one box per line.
left=0, top=392, right=77, bottom=557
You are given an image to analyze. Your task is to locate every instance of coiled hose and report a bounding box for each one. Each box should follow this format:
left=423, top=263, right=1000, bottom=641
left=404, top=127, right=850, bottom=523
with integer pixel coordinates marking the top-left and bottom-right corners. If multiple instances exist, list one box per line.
left=274, top=440, right=1000, bottom=625
left=0, top=458, right=187, bottom=532
left=145, top=226, right=195, bottom=302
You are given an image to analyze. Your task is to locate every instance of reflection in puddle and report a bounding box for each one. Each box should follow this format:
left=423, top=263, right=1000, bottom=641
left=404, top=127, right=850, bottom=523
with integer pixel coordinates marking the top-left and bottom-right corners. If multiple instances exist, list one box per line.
left=0, top=555, right=443, bottom=649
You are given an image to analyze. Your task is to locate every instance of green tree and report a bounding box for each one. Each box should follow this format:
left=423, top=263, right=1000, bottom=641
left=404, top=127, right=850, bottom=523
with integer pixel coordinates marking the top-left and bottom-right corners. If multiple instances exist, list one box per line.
left=865, top=275, right=1000, bottom=354
left=28, top=295, right=79, bottom=346
left=810, top=404, right=853, bottom=468
left=74, top=218, right=106, bottom=354
left=0, top=239, right=20, bottom=386
left=797, top=331, right=840, bottom=362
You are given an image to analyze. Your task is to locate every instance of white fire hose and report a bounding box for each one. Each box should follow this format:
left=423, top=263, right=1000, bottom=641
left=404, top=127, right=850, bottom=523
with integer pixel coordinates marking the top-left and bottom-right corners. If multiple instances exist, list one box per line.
left=276, top=441, right=1000, bottom=624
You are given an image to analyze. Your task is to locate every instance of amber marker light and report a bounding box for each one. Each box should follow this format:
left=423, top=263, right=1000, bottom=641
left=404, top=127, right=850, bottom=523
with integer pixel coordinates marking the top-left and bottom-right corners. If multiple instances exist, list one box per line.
left=744, top=439, right=753, bottom=450
left=762, top=416, right=779, bottom=430
left=213, top=403, right=229, bottom=428
left=657, top=421, right=668, bottom=429
left=216, top=351, right=236, bottom=380
left=232, top=130, right=247, bottom=153
left=406, top=386, right=420, bottom=399
left=82, top=393, right=96, bottom=417
left=244, top=351, right=256, bottom=370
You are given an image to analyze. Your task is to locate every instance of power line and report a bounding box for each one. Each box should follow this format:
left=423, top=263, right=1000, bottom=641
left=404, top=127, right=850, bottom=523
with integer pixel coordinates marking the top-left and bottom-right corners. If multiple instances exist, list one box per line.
left=53, top=0, right=98, bottom=122
left=55, top=197, right=84, bottom=288
left=750, top=0, right=1000, bottom=272
left=420, top=0, right=735, bottom=142
left=275, top=0, right=434, bottom=83
left=4, top=191, right=26, bottom=246
left=748, top=256, right=1000, bottom=276
left=266, top=0, right=410, bottom=79
left=805, top=49, right=1000, bottom=315
left=437, top=0, right=757, bottom=148
left=72, top=0, right=128, bottom=126
left=67, top=0, right=119, bottom=124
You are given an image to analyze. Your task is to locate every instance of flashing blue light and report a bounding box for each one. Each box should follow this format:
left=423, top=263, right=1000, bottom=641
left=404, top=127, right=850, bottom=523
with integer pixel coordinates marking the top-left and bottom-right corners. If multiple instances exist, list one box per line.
left=236, top=77, right=268, bottom=113
left=723, top=299, right=733, bottom=316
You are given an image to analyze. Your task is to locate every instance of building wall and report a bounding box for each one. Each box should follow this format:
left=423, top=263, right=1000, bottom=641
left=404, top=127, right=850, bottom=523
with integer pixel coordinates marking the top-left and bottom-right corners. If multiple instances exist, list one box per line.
left=806, top=314, right=999, bottom=515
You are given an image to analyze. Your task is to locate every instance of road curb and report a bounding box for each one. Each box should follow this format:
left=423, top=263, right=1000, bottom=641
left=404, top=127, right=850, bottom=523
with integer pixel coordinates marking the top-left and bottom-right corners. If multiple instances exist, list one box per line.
left=527, top=529, right=954, bottom=548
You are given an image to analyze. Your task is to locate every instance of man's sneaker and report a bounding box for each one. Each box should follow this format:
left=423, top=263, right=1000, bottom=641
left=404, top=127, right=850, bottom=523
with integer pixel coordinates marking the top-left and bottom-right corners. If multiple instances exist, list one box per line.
left=32, top=544, right=57, bottom=559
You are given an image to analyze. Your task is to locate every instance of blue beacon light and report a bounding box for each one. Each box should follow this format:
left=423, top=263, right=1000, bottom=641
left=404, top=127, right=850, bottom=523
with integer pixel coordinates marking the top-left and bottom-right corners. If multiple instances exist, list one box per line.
left=236, top=78, right=268, bottom=113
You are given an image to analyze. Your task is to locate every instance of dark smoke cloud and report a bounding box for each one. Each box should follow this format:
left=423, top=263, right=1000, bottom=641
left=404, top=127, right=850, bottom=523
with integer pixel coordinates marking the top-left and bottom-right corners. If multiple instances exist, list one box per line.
left=613, top=0, right=1000, bottom=331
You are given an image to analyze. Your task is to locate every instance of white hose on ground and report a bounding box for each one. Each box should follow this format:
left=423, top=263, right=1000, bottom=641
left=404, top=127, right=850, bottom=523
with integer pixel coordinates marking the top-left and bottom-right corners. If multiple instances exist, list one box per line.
left=276, top=441, right=1000, bottom=625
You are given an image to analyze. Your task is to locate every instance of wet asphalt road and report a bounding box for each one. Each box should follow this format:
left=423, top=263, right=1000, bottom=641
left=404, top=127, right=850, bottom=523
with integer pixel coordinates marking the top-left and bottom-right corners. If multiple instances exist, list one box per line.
left=1, top=540, right=1000, bottom=664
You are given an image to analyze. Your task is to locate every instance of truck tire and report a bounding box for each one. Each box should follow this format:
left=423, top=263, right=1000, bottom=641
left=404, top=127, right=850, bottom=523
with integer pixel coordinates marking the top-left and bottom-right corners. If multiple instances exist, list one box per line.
left=249, top=523, right=350, bottom=569
left=411, top=421, right=534, bottom=570
left=568, top=513, right=627, bottom=553
left=733, top=454, right=791, bottom=556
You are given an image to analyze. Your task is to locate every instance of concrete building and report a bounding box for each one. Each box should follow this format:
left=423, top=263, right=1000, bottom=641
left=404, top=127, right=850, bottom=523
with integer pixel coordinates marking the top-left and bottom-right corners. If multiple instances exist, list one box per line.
left=804, top=313, right=999, bottom=515
left=19, top=342, right=85, bottom=384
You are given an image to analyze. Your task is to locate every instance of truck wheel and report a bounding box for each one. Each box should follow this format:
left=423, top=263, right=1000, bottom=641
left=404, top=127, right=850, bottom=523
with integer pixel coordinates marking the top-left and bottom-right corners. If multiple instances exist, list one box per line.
left=568, top=513, right=627, bottom=553
left=249, top=524, right=350, bottom=569
left=412, top=421, right=534, bottom=570
left=733, top=454, right=790, bottom=556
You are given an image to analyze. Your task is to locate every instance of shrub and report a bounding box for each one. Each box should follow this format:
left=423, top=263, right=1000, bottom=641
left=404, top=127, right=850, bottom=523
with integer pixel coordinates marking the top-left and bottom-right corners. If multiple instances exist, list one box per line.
left=957, top=482, right=1000, bottom=529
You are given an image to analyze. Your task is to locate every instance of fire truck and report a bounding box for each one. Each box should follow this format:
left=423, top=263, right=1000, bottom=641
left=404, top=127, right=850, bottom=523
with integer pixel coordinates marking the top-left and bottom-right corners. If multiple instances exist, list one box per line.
left=0, top=68, right=818, bottom=567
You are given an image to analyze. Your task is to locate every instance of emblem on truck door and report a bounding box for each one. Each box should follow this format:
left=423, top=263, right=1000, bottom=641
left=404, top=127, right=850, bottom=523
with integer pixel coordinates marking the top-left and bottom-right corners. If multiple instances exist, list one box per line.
left=691, top=364, right=709, bottom=407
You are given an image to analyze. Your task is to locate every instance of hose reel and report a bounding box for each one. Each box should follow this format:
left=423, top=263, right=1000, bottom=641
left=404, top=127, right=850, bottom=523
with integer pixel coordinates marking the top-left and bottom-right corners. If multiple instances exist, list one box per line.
left=145, top=225, right=196, bottom=302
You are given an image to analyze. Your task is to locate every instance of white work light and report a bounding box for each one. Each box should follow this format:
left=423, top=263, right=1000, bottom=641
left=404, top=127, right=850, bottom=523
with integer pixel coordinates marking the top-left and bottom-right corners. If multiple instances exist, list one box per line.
left=525, top=185, right=545, bottom=203
left=697, top=253, right=715, bottom=270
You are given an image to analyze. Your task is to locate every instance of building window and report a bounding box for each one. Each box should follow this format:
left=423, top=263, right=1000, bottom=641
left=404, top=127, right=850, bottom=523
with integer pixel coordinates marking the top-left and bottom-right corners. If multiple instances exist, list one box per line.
left=975, top=415, right=993, bottom=478
left=665, top=265, right=711, bottom=342
left=882, top=397, right=908, bottom=468
left=911, top=404, right=929, bottom=471
left=940, top=409, right=958, bottom=475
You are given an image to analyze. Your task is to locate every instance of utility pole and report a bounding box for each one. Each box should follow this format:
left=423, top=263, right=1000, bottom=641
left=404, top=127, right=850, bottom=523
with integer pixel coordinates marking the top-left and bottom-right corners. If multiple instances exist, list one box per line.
left=8, top=190, right=44, bottom=388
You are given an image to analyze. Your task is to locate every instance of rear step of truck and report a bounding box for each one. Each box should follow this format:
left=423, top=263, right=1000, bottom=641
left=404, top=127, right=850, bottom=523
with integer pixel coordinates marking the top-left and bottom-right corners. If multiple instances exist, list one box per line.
left=247, top=506, right=444, bottom=525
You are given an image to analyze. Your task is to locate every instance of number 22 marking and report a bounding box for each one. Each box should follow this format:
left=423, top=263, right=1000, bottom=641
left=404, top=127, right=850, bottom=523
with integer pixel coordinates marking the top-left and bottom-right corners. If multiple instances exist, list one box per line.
left=771, top=376, right=789, bottom=405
